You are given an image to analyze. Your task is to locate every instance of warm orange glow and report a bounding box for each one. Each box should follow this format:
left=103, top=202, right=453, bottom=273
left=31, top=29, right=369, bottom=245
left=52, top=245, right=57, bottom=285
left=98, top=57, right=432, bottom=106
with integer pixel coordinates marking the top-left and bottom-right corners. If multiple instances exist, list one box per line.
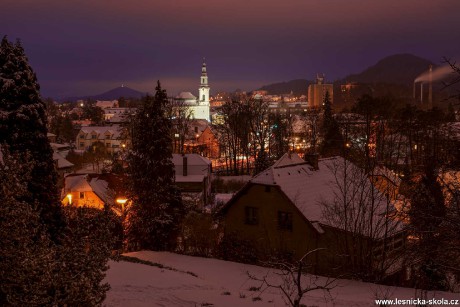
left=116, top=198, right=128, bottom=204
left=67, top=193, right=72, bottom=205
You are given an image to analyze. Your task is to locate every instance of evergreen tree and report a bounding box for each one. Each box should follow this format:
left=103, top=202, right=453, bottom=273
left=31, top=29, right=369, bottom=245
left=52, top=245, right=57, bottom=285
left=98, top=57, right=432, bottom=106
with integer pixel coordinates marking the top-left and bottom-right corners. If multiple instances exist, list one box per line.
left=0, top=37, right=112, bottom=306
left=408, top=163, right=448, bottom=290
left=0, top=149, right=54, bottom=306
left=52, top=207, right=113, bottom=306
left=59, top=114, right=75, bottom=143
left=322, top=90, right=333, bottom=131
left=126, top=81, right=185, bottom=251
left=320, top=91, right=344, bottom=157
left=0, top=36, right=63, bottom=240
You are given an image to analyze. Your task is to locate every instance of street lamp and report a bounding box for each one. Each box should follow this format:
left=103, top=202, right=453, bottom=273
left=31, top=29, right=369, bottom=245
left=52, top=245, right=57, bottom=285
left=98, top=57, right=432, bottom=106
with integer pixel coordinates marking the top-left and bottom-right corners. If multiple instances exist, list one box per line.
left=116, top=198, right=128, bottom=214
left=67, top=193, right=72, bottom=205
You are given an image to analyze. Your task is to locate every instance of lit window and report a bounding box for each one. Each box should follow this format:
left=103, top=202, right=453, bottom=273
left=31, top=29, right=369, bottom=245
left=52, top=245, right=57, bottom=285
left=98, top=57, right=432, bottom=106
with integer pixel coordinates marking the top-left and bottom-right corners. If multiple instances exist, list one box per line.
left=245, top=206, right=258, bottom=225
left=278, top=211, right=293, bottom=231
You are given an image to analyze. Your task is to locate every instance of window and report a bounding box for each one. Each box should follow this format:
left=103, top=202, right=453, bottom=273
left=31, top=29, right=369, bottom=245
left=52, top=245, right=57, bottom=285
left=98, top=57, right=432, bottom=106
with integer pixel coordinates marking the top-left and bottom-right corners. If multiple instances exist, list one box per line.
left=91, top=134, right=96, bottom=139
left=106, top=143, right=110, bottom=147
left=79, top=192, right=84, bottom=199
left=278, top=211, right=293, bottom=231
left=80, top=143, right=84, bottom=148
left=245, top=206, right=259, bottom=225
left=202, top=94, right=205, bottom=101
left=79, top=134, right=84, bottom=139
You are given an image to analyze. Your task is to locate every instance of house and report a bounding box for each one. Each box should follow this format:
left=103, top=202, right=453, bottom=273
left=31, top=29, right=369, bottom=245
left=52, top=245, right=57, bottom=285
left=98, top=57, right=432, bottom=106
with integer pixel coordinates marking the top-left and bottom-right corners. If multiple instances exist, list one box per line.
left=219, top=153, right=404, bottom=277
left=172, top=153, right=212, bottom=209
left=96, top=100, right=119, bottom=109
left=75, top=125, right=127, bottom=153
left=103, top=107, right=136, bottom=123
left=61, top=173, right=125, bottom=215
left=196, top=126, right=220, bottom=158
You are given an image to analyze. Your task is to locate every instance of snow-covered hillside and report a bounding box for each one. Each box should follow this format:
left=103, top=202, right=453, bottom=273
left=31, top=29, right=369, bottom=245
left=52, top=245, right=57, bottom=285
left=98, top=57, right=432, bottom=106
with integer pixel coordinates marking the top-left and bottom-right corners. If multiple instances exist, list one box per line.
left=105, top=252, right=459, bottom=306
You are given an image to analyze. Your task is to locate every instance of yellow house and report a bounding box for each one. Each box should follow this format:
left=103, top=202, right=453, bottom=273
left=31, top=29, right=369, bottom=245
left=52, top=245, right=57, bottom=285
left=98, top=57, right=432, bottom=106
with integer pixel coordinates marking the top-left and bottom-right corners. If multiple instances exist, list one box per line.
left=61, top=173, right=124, bottom=214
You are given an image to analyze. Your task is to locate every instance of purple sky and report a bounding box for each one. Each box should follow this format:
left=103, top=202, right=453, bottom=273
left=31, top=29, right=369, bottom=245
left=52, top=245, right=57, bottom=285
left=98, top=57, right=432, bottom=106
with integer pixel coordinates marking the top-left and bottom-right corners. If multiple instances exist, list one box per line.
left=2, top=0, right=460, bottom=98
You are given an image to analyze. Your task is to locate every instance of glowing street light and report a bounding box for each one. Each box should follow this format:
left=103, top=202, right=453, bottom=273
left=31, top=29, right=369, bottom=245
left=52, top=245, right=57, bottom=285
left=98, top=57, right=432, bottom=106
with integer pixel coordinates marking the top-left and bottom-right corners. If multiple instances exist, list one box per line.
left=67, top=193, right=72, bottom=205
left=116, top=198, right=128, bottom=215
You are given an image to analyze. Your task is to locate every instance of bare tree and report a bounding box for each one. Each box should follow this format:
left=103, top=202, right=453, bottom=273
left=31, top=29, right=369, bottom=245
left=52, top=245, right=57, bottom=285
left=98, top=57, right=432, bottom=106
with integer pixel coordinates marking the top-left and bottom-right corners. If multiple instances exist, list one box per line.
left=247, top=248, right=337, bottom=307
left=442, top=57, right=460, bottom=104
left=320, top=157, right=404, bottom=281
left=165, top=97, right=193, bottom=154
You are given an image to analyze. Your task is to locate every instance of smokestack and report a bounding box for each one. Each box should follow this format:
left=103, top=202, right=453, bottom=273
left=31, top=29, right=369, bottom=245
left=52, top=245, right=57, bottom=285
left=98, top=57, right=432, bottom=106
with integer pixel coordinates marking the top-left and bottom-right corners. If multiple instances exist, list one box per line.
left=429, top=64, right=433, bottom=107
left=420, top=83, right=423, bottom=104
left=305, top=153, right=319, bottom=170
left=183, top=156, right=188, bottom=176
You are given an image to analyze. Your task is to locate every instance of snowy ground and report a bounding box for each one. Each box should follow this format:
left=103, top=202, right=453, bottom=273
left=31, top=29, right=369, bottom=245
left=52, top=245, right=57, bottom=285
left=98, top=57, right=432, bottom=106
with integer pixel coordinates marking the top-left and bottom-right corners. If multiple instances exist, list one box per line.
left=105, top=252, right=459, bottom=306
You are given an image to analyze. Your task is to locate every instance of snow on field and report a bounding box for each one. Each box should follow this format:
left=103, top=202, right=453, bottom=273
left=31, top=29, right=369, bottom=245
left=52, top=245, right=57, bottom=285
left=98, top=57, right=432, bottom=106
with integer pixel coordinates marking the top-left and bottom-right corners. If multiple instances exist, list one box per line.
left=105, top=252, right=459, bottom=307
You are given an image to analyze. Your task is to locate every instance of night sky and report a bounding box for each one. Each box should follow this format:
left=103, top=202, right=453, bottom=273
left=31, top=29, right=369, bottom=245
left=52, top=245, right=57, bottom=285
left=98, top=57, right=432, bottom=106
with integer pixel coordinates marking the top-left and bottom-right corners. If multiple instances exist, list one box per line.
left=2, top=0, right=460, bottom=98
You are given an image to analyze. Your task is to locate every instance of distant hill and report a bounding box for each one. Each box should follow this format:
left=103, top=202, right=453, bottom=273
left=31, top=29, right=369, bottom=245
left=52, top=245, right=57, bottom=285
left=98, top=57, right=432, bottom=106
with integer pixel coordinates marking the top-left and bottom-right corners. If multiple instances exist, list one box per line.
left=341, top=54, right=434, bottom=85
left=257, top=79, right=312, bottom=96
left=256, top=54, right=434, bottom=96
left=63, top=86, right=147, bottom=102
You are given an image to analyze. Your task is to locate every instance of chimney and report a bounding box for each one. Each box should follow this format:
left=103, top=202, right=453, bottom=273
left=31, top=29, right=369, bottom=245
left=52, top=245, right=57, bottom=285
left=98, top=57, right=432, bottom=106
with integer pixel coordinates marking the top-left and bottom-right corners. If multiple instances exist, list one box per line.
left=420, top=83, right=423, bottom=104
left=183, top=156, right=188, bottom=176
left=429, top=64, right=433, bottom=107
left=305, top=153, right=319, bottom=170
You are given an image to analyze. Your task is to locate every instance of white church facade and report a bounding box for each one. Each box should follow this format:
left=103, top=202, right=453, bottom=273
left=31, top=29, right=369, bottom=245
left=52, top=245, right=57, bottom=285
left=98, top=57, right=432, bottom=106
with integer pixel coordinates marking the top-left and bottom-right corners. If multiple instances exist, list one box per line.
left=175, top=61, right=210, bottom=122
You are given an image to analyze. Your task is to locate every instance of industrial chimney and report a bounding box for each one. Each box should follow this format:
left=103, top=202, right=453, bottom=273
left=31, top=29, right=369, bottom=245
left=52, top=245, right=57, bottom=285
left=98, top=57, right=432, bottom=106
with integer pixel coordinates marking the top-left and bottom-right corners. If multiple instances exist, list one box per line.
left=429, top=64, right=433, bottom=107
left=420, top=83, right=423, bottom=104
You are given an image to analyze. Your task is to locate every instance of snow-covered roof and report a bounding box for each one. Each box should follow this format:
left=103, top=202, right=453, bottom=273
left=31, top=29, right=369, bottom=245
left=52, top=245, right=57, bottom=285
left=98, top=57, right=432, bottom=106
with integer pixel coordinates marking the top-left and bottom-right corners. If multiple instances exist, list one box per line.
left=64, top=174, right=92, bottom=192
left=89, top=176, right=111, bottom=204
left=272, top=152, right=305, bottom=168
left=50, top=142, right=71, bottom=151
left=79, top=125, right=123, bottom=139
left=172, top=154, right=211, bottom=166
left=176, top=92, right=197, bottom=100
left=63, top=173, right=121, bottom=206
left=53, top=152, right=74, bottom=169
left=250, top=153, right=401, bottom=236
left=172, top=154, right=211, bottom=177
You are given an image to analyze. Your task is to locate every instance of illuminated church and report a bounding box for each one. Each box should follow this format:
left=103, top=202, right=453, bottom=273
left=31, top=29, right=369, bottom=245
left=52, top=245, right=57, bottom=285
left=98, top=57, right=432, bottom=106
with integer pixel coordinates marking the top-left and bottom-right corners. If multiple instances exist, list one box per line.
left=175, top=60, right=210, bottom=122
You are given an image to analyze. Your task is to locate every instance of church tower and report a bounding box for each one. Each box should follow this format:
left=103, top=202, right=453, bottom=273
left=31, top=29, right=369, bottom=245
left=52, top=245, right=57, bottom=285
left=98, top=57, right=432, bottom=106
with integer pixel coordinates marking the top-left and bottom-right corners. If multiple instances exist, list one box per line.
left=198, top=59, right=210, bottom=121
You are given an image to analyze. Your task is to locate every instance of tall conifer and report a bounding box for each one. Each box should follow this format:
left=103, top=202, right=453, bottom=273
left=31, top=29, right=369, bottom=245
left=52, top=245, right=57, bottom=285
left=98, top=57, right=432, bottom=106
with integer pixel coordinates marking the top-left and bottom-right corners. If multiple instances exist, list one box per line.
left=0, top=36, right=63, bottom=238
left=126, top=81, right=184, bottom=251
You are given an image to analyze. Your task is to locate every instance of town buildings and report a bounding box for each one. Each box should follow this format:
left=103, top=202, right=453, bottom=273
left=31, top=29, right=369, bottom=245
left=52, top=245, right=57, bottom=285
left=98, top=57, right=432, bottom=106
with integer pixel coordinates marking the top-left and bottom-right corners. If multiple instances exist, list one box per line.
left=307, top=74, right=333, bottom=108
left=75, top=125, right=128, bottom=153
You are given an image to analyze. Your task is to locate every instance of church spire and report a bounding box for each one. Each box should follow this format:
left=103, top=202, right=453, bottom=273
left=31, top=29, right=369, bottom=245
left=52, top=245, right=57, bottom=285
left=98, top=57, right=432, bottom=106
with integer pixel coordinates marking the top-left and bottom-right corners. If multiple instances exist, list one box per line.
left=200, top=58, right=208, bottom=87
left=198, top=58, right=210, bottom=121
